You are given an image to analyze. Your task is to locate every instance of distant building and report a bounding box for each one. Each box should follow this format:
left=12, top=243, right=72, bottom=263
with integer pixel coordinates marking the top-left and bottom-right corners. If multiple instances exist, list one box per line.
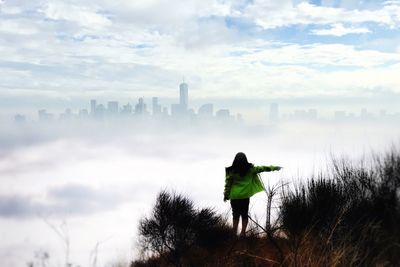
left=187, top=108, right=195, bottom=117
left=179, top=82, right=188, bottom=111
left=152, top=97, right=162, bottom=115
left=121, top=103, right=133, bottom=114
left=170, top=81, right=190, bottom=117
left=79, top=109, right=89, bottom=118
left=293, top=110, right=307, bottom=120
left=308, top=109, right=318, bottom=120
left=60, top=108, right=73, bottom=120
left=135, top=98, right=147, bottom=115
left=236, top=113, right=244, bottom=123
left=90, top=99, right=97, bottom=114
left=14, top=114, right=26, bottom=123
left=293, top=109, right=318, bottom=120
left=95, top=104, right=106, bottom=119
left=269, top=103, right=279, bottom=122
left=107, top=101, right=119, bottom=115
left=38, top=109, right=54, bottom=121
left=171, top=103, right=184, bottom=116
left=360, top=108, right=373, bottom=120
left=162, top=107, right=168, bottom=116
left=216, top=109, right=231, bottom=121
left=198, top=104, right=213, bottom=118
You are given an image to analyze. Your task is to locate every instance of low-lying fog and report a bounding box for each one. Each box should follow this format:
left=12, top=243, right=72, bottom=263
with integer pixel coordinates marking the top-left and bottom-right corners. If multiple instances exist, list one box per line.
left=1, top=119, right=399, bottom=267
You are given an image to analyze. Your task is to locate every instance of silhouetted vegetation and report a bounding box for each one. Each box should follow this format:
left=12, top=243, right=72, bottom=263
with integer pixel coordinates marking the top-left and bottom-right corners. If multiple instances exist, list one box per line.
left=279, top=148, right=400, bottom=266
left=133, top=148, right=400, bottom=267
left=135, top=191, right=232, bottom=267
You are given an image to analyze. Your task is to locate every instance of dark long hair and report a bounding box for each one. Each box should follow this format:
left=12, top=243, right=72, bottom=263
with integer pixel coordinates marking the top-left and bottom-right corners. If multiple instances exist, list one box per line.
left=227, top=152, right=253, bottom=177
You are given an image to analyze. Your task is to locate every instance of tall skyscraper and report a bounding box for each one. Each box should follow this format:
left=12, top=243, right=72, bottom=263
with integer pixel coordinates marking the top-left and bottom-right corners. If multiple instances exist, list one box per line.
left=179, top=81, right=188, bottom=111
left=269, top=103, right=279, bottom=122
left=135, top=97, right=147, bottom=115
left=90, top=99, right=97, bottom=114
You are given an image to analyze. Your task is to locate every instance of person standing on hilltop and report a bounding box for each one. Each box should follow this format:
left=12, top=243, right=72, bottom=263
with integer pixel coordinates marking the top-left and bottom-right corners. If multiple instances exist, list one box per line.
left=224, top=152, right=282, bottom=236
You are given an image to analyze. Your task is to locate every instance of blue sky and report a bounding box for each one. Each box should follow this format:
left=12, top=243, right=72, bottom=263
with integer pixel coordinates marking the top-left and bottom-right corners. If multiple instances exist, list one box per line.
left=0, top=0, right=400, bottom=114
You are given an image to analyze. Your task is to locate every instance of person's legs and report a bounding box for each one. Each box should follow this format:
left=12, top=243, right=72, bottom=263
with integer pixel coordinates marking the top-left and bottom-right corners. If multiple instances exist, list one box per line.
left=232, top=216, right=239, bottom=235
left=240, top=198, right=250, bottom=236
left=231, top=199, right=240, bottom=235
left=231, top=198, right=250, bottom=236
left=240, top=216, right=248, bottom=236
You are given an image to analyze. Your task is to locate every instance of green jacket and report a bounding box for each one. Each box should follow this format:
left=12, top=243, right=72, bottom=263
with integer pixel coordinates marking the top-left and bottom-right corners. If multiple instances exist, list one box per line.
left=224, top=165, right=281, bottom=200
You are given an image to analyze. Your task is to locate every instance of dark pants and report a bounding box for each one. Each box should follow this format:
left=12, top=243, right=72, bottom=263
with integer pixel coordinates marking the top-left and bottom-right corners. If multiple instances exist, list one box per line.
left=230, top=198, right=249, bottom=219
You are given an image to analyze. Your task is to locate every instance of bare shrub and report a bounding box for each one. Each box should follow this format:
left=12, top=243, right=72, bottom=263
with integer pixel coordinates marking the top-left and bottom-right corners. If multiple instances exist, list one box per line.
left=136, top=191, right=231, bottom=267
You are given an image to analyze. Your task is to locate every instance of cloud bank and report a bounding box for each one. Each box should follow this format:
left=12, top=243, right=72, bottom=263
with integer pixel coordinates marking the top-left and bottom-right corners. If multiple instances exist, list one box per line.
left=0, top=183, right=130, bottom=218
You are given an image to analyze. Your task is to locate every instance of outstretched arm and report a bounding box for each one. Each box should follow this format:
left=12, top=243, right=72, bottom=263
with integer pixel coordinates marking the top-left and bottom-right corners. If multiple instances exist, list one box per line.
left=253, top=165, right=282, bottom=173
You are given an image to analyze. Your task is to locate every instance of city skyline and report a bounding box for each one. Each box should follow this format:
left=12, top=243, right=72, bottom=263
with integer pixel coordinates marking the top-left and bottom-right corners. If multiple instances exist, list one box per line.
left=15, top=81, right=244, bottom=123
left=15, top=95, right=400, bottom=125
left=8, top=78, right=400, bottom=124
left=1, top=1, right=400, bottom=115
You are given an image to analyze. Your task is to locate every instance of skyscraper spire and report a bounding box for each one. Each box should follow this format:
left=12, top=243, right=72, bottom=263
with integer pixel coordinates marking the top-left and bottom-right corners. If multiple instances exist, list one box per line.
left=179, top=80, right=188, bottom=111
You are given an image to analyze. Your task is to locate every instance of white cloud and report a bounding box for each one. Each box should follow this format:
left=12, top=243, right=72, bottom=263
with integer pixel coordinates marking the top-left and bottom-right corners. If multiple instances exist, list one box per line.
left=1, top=33, right=400, bottom=101
left=310, top=23, right=371, bottom=36
left=61, top=0, right=233, bottom=31
left=0, top=20, right=37, bottom=35
left=384, top=1, right=400, bottom=6
left=39, top=2, right=112, bottom=30
left=245, top=1, right=400, bottom=29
